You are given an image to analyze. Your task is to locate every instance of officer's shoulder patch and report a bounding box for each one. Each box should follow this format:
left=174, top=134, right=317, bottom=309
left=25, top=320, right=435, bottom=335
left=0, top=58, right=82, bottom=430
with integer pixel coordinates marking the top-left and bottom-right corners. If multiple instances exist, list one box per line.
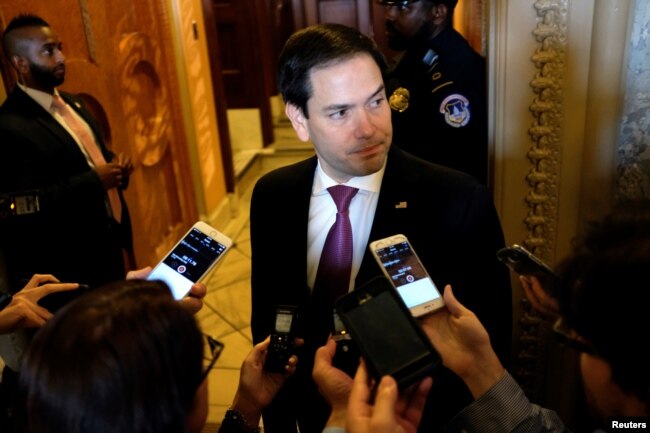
left=439, top=94, right=470, bottom=128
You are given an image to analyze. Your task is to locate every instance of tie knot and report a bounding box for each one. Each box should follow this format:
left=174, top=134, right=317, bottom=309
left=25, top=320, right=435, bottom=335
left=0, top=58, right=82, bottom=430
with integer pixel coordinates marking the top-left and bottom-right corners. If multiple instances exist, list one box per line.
left=51, top=94, right=66, bottom=112
left=327, top=185, right=358, bottom=213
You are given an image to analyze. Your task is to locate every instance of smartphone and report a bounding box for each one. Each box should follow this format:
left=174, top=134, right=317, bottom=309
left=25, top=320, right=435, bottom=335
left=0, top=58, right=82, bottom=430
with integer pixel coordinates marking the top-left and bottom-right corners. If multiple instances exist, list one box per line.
left=147, top=221, right=232, bottom=300
left=332, top=309, right=361, bottom=377
left=369, top=234, right=444, bottom=317
left=38, top=284, right=91, bottom=313
left=264, top=305, right=298, bottom=373
left=336, top=276, right=441, bottom=389
left=496, top=244, right=559, bottom=295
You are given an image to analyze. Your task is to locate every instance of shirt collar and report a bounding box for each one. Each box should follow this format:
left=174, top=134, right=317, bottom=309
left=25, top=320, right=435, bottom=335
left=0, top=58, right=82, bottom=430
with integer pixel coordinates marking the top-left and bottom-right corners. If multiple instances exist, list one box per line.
left=18, top=83, right=60, bottom=113
left=313, top=158, right=386, bottom=195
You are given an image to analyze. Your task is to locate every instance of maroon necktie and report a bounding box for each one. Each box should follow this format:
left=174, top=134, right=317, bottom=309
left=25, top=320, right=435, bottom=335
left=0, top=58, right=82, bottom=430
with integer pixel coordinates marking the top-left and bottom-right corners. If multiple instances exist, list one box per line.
left=313, top=185, right=359, bottom=307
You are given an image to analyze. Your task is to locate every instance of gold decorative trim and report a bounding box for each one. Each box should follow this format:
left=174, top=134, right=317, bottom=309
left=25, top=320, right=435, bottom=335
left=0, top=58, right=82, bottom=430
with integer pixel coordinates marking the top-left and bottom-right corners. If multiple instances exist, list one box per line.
left=516, top=0, right=568, bottom=399
left=525, top=0, right=567, bottom=260
left=78, top=0, right=97, bottom=64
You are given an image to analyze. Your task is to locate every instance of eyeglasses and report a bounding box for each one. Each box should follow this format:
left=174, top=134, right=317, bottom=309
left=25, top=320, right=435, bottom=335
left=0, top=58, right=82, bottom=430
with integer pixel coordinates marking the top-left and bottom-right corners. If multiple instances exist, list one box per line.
left=552, top=317, right=597, bottom=356
left=379, top=0, right=419, bottom=11
left=200, top=334, right=225, bottom=382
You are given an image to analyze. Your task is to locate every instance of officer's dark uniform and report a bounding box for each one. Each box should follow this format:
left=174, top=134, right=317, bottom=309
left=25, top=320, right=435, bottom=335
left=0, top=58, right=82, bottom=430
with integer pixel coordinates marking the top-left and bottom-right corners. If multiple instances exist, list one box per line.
left=386, top=25, right=488, bottom=184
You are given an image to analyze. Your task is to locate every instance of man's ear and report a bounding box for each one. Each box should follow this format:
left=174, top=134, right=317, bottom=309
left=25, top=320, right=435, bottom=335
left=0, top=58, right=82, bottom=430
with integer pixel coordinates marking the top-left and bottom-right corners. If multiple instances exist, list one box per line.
left=431, top=4, right=449, bottom=25
left=285, top=103, right=310, bottom=143
left=10, top=55, right=29, bottom=75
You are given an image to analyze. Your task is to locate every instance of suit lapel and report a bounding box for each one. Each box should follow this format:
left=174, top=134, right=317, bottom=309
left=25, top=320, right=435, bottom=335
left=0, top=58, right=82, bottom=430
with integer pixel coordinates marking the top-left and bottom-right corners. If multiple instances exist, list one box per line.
left=356, top=147, right=414, bottom=286
left=10, top=87, right=88, bottom=158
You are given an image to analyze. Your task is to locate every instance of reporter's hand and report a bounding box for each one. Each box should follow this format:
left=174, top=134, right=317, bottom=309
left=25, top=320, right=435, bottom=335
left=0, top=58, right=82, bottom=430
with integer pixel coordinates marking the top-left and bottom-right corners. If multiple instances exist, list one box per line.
left=17, top=274, right=81, bottom=304
left=180, top=282, right=206, bottom=314
left=520, top=275, right=560, bottom=320
left=313, top=338, right=355, bottom=428
left=126, top=266, right=152, bottom=280
left=0, top=274, right=80, bottom=333
left=230, top=336, right=300, bottom=428
left=346, top=361, right=432, bottom=433
left=126, top=266, right=206, bottom=314
left=419, top=285, right=504, bottom=399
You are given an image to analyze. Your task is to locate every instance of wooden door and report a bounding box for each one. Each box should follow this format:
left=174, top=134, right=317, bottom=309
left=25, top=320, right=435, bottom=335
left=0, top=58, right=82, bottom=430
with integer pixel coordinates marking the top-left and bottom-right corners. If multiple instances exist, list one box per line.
left=210, top=0, right=275, bottom=145
left=300, top=0, right=372, bottom=34
left=0, top=0, right=198, bottom=269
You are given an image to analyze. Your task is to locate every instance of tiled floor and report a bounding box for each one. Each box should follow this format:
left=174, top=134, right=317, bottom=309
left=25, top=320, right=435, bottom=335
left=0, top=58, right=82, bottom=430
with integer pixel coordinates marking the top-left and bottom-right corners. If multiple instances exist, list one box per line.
left=198, top=123, right=313, bottom=429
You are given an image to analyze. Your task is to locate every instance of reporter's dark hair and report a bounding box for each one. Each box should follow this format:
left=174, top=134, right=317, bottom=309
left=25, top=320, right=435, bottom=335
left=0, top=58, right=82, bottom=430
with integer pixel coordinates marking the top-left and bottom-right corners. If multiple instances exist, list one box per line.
left=277, top=23, right=387, bottom=118
left=557, top=200, right=650, bottom=407
left=17, top=279, right=203, bottom=433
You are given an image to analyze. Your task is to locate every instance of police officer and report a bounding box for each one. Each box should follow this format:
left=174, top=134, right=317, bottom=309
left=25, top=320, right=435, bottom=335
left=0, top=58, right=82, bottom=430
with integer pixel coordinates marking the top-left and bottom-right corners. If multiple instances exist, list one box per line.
left=380, top=0, right=488, bottom=185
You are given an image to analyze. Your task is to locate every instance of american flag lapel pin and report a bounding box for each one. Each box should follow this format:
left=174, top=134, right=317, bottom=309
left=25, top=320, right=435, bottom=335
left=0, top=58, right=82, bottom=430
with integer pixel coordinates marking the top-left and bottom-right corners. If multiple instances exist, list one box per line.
left=395, top=201, right=407, bottom=209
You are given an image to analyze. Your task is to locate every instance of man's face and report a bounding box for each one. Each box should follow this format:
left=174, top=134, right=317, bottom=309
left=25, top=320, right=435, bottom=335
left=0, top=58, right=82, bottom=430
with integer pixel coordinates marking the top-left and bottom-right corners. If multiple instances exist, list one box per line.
left=580, top=353, right=635, bottom=423
left=14, top=26, right=65, bottom=92
left=286, top=53, right=392, bottom=183
left=383, top=2, right=435, bottom=51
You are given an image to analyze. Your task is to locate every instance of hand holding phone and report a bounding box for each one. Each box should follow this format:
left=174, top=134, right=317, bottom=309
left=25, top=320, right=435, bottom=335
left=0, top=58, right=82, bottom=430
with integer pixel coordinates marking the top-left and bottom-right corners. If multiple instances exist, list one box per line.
left=147, top=221, right=232, bottom=300
left=335, top=276, right=440, bottom=390
left=496, top=244, right=559, bottom=296
left=369, top=234, right=444, bottom=317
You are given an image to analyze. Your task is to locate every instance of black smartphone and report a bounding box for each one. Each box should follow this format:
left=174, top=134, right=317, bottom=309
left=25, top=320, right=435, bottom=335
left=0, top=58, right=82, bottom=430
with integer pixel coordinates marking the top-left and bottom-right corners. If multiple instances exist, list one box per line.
left=497, top=244, right=559, bottom=295
left=37, top=284, right=91, bottom=313
left=332, top=309, right=361, bottom=377
left=335, top=276, right=440, bottom=390
left=264, top=305, right=298, bottom=373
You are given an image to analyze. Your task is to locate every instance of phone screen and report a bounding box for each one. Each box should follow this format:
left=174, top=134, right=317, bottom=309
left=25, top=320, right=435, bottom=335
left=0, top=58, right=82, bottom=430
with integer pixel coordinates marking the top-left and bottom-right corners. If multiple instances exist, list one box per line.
left=374, top=241, right=442, bottom=314
left=336, top=277, right=440, bottom=388
left=148, top=228, right=229, bottom=300
left=274, top=311, right=294, bottom=333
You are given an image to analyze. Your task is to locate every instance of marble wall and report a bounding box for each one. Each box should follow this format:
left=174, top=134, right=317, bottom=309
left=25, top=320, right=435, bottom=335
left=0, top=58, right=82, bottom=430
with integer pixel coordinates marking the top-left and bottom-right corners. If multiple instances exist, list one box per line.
left=617, top=1, right=650, bottom=201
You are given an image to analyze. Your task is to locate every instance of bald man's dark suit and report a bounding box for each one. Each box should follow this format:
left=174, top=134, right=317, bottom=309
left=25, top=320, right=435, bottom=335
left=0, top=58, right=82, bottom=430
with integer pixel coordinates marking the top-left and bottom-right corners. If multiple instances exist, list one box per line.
left=0, top=86, right=131, bottom=291
left=250, top=146, right=511, bottom=433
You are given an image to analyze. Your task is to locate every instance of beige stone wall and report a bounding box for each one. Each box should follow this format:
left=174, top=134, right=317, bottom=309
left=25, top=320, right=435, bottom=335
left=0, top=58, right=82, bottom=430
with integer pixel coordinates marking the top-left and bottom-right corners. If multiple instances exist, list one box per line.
left=490, top=0, right=639, bottom=427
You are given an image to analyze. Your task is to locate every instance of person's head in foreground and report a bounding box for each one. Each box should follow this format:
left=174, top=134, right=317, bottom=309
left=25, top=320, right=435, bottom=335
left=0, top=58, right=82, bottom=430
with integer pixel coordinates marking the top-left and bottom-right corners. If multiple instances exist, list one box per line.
left=18, top=279, right=209, bottom=433
left=555, top=201, right=650, bottom=421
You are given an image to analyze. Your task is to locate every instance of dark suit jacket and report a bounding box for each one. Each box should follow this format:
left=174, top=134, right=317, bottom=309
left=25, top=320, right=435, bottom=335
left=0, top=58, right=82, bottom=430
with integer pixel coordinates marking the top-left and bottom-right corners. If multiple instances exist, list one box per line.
left=250, top=147, right=511, bottom=433
left=0, top=86, right=131, bottom=291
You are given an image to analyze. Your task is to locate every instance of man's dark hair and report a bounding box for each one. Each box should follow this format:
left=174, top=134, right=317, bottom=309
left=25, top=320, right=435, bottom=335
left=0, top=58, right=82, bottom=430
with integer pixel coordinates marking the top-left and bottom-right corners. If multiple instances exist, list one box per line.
left=2, top=13, right=50, bottom=57
left=17, top=279, right=204, bottom=433
left=557, top=201, right=650, bottom=406
left=277, top=23, right=387, bottom=118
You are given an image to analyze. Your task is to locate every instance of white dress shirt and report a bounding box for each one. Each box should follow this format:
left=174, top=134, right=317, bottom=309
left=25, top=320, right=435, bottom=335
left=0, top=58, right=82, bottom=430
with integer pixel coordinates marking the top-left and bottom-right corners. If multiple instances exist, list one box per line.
left=307, top=160, right=386, bottom=293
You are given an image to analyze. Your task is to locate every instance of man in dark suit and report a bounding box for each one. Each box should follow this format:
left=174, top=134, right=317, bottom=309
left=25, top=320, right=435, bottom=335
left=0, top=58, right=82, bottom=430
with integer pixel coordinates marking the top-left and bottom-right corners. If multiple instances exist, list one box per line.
left=0, top=14, right=133, bottom=292
left=381, top=0, right=488, bottom=185
left=250, top=24, right=511, bottom=433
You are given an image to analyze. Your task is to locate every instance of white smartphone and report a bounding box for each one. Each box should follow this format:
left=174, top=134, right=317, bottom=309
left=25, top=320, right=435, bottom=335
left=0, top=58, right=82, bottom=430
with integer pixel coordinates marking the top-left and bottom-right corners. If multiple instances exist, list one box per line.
left=147, top=221, right=233, bottom=300
left=369, top=234, right=444, bottom=317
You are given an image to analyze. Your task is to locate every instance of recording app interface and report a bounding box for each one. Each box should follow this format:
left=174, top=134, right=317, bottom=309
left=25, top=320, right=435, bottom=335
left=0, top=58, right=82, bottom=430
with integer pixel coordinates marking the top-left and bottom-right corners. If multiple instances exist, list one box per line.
left=375, top=241, right=441, bottom=309
left=162, top=228, right=226, bottom=281
left=149, top=228, right=227, bottom=299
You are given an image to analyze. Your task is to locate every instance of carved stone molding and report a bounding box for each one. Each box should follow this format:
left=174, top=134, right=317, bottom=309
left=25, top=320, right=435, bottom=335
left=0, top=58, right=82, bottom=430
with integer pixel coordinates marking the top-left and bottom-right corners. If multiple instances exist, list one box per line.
left=515, top=0, right=568, bottom=399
